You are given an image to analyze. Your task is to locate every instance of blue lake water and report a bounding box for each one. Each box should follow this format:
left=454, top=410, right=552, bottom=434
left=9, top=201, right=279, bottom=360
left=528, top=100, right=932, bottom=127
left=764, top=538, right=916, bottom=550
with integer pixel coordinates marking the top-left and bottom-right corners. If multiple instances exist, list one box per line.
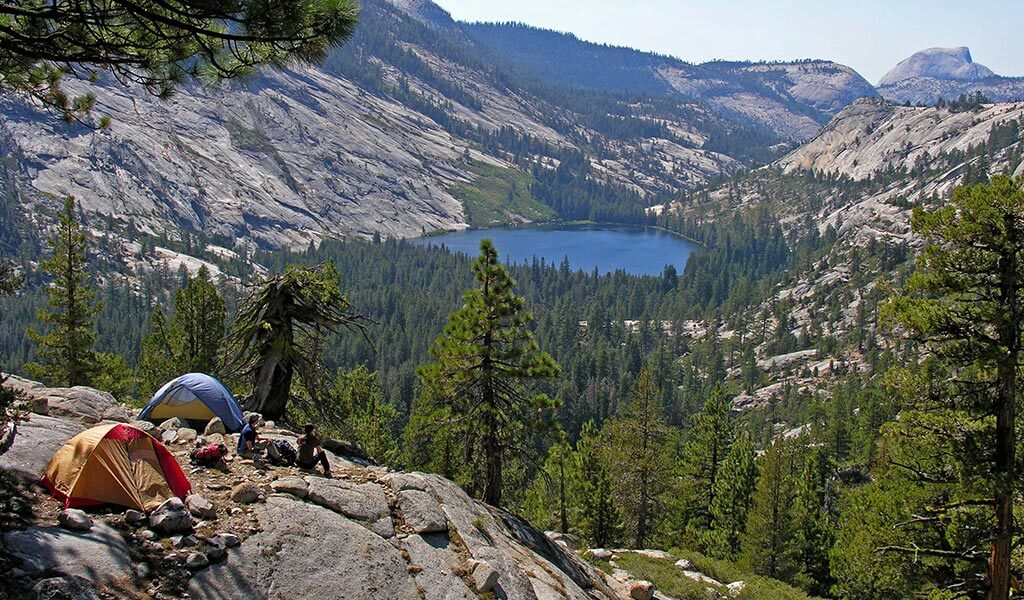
left=410, top=225, right=696, bottom=276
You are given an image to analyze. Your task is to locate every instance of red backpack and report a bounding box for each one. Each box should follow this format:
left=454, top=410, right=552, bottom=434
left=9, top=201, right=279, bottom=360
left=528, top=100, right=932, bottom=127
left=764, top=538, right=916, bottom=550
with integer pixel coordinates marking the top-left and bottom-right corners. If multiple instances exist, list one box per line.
left=190, top=443, right=228, bottom=466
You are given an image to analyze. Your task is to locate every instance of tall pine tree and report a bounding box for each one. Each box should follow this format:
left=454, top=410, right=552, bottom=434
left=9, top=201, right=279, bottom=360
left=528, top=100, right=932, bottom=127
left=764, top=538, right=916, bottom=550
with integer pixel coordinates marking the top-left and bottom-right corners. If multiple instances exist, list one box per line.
left=27, top=196, right=100, bottom=386
left=742, top=436, right=799, bottom=581
left=578, top=420, right=621, bottom=547
left=414, top=240, right=560, bottom=507
left=674, top=385, right=733, bottom=547
left=706, top=431, right=758, bottom=559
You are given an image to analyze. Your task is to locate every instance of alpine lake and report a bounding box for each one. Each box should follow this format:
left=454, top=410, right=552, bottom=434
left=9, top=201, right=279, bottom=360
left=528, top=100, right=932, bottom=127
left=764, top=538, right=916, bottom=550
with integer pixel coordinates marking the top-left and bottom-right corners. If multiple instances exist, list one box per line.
left=410, top=224, right=696, bottom=276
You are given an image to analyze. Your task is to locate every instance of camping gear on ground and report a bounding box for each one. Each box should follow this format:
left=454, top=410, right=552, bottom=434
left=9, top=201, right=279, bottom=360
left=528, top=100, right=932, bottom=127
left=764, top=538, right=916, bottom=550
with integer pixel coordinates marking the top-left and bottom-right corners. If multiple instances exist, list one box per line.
left=190, top=442, right=228, bottom=466
left=42, top=423, right=191, bottom=511
left=138, top=373, right=244, bottom=432
left=270, top=439, right=297, bottom=466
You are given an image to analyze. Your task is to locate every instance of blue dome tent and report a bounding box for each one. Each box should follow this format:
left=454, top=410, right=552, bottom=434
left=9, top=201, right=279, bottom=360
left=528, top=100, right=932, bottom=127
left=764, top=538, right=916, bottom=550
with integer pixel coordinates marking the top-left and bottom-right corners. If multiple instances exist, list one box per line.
left=139, top=374, right=244, bottom=432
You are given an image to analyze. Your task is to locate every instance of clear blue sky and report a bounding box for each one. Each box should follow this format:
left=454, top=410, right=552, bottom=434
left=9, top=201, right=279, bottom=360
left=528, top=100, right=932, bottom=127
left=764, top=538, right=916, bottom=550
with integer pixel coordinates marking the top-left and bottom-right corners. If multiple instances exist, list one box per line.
left=432, top=0, right=1023, bottom=84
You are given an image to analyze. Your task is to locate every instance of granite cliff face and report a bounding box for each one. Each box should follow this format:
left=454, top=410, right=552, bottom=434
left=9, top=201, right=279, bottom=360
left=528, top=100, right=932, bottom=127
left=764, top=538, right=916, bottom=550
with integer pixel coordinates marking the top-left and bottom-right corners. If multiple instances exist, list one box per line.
left=878, top=47, right=1024, bottom=105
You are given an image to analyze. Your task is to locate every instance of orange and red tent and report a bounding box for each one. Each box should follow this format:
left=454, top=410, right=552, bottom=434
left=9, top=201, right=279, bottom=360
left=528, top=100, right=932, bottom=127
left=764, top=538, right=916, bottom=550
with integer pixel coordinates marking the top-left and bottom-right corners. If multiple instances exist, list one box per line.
left=42, top=423, right=191, bottom=511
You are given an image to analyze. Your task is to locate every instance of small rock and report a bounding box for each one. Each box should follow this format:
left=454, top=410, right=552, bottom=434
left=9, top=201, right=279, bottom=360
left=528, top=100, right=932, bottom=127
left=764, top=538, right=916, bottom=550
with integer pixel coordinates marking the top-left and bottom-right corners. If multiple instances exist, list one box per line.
left=630, top=580, right=654, bottom=600
left=32, top=575, right=99, bottom=600
left=186, top=494, right=217, bottom=520
left=124, top=509, right=146, bottom=525
left=9, top=496, right=31, bottom=515
left=270, top=477, right=309, bottom=498
left=727, top=581, right=748, bottom=596
left=150, top=497, right=193, bottom=534
left=205, top=544, right=227, bottom=562
left=633, top=549, right=673, bottom=560
left=58, top=509, right=93, bottom=531
left=204, top=433, right=225, bottom=447
left=177, top=428, right=198, bottom=444
left=171, top=534, right=198, bottom=548
left=203, top=418, right=227, bottom=436
left=161, top=429, right=178, bottom=445
left=230, top=482, right=265, bottom=504
left=229, top=507, right=243, bottom=516
left=469, top=559, right=499, bottom=593
left=139, top=529, right=158, bottom=541
left=674, top=559, right=695, bottom=571
left=209, top=532, right=240, bottom=548
left=186, top=552, right=210, bottom=570
left=134, top=562, right=151, bottom=579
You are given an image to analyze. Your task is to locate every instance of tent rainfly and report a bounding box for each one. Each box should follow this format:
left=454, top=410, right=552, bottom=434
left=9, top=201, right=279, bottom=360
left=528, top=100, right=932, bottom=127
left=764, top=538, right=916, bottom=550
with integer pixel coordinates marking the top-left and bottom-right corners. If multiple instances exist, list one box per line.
left=42, top=423, right=191, bottom=511
left=139, top=373, right=244, bottom=432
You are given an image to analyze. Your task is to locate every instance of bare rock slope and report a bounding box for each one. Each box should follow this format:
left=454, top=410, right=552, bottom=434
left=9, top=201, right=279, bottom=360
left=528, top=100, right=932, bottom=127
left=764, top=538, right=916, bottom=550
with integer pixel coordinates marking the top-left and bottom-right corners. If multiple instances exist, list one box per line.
left=0, top=376, right=617, bottom=599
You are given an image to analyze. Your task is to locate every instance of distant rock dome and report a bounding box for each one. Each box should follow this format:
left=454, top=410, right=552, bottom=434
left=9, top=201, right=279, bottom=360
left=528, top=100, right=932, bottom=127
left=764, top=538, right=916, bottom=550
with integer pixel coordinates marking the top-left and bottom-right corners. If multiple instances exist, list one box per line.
left=878, top=47, right=995, bottom=86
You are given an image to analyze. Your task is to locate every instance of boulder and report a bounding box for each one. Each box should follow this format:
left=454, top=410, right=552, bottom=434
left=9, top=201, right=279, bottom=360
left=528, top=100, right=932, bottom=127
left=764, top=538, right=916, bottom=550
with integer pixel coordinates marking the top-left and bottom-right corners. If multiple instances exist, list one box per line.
left=128, top=420, right=160, bottom=437
left=58, top=509, right=93, bottom=531
left=589, top=548, right=613, bottom=561
left=306, top=478, right=394, bottom=538
left=186, top=551, right=210, bottom=570
left=203, top=417, right=227, bottom=436
left=186, top=493, right=217, bottom=519
left=3, top=522, right=132, bottom=584
left=727, top=581, right=748, bottom=596
left=633, top=549, right=673, bottom=560
left=397, top=489, right=447, bottom=534
left=546, top=531, right=582, bottom=550
left=32, top=575, right=100, bottom=600
left=190, top=496, right=421, bottom=599
left=45, top=385, right=128, bottom=423
left=629, top=580, right=654, bottom=600
left=149, top=497, right=193, bottom=534
left=205, top=543, right=227, bottom=563
left=674, top=559, right=695, bottom=571
left=160, top=429, right=178, bottom=445
left=230, top=482, right=265, bottom=504
left=159, top=417, right=188, bottom=431
left=203, top=432, right=226, bottom=447
left=176, top=427, right=198, bottom=444
left=270, top=476, right=309, bottom=499
left=469, top=559, right=500, bottom=593
left=0, top=414, right=84, bottom=479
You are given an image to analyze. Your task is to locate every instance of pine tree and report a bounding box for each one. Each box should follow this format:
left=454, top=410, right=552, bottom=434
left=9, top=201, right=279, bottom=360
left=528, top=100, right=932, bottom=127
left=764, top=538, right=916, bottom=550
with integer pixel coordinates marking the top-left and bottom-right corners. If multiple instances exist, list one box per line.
left=521, top=434, right=580, bottom=534
left=742, top=436, right=799, bottom=581
left=414, top=240, right=560, bottom=506
left=601, top=369, right=673, bottom=548
left=883, top=174, right=1024, bottom=597
left=793, top=445, right=835, bottom=595
left=578, top=420, right=621, bottom=547
left=675, top=385, right=733, bottom=546
left=706, top=431, right=758, bottom=559
left=27, top=196, right=100, bottom=386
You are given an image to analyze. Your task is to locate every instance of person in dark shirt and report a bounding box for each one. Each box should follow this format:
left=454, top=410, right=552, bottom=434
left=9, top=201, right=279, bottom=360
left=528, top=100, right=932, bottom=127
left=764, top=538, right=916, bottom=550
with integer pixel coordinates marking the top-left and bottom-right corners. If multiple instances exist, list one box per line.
left=237, top=415, right=281, bottom=462
left=296, top=424, right=331, bottom=478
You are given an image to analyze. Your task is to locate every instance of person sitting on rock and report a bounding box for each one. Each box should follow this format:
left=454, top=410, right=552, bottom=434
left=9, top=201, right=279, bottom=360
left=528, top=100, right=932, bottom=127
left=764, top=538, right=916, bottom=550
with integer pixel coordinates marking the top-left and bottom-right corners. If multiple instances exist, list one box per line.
left=296, top=424, right=331, bottom=478
left=237, top=415, right=281, bottom=462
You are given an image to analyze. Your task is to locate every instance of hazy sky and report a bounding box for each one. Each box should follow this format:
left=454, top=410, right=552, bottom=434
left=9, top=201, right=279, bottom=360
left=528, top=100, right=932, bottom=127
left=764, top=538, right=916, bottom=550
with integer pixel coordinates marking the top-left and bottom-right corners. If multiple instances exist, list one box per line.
left=432, top=0, right=1023, bottom=84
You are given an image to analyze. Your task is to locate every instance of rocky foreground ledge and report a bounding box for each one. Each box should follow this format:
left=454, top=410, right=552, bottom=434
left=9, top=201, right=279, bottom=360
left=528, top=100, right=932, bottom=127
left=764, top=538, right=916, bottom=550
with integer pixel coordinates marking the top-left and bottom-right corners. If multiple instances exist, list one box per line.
left=0, top=377, right=629, bottom=599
